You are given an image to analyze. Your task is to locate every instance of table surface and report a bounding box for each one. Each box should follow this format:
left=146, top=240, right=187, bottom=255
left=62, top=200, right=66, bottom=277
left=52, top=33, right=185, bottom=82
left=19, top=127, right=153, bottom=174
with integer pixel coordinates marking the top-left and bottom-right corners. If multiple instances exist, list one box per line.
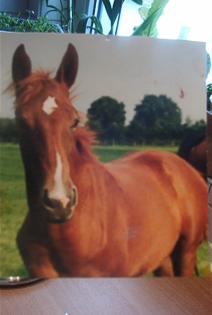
left=0, top=277, right=211, bottom=315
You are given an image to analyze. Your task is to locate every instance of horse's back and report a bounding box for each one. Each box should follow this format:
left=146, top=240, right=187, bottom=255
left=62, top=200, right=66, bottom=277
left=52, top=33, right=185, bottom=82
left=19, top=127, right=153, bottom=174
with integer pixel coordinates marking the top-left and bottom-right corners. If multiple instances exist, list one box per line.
left=106, top=150, right=207, bottom=240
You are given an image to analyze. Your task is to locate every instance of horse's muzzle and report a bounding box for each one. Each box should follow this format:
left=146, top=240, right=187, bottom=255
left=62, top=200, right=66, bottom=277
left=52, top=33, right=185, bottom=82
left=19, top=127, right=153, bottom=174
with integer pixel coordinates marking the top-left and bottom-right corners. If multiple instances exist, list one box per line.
left=42, top=186, right=78, bottom=223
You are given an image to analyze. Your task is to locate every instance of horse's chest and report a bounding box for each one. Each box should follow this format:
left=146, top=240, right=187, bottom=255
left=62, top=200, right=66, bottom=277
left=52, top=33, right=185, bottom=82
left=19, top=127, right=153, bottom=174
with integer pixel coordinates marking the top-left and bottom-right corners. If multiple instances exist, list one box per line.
left=48, top=220, right=105, bottom=267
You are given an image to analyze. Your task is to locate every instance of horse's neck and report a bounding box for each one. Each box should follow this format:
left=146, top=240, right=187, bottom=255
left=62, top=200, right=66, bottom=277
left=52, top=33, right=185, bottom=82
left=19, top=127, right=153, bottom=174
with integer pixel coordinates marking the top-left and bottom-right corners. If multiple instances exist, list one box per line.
left=70, top=132, right=98, bottom=176
left=69, top=145, right=98, bottom=187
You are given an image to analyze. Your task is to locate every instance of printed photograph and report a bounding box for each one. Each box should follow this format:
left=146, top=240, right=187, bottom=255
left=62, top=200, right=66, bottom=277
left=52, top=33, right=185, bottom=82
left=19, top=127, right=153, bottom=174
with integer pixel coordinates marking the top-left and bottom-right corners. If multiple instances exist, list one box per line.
left=0, top=32, right=209, bottom=278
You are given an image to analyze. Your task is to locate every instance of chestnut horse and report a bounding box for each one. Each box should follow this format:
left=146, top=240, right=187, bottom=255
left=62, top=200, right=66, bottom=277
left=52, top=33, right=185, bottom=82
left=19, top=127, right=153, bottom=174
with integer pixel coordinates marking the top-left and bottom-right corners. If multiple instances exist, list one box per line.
left=12, top=44, right=208, bottom=278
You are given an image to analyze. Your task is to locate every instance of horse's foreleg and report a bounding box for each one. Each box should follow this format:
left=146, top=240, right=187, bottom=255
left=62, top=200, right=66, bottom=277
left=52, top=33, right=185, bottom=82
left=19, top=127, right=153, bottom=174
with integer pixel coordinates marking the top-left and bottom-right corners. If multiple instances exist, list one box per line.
left=154, top=256, right=174, bottom=276
left=17, top=217, right=59, bottom=278
left=18, top=240, right=59, bottom=278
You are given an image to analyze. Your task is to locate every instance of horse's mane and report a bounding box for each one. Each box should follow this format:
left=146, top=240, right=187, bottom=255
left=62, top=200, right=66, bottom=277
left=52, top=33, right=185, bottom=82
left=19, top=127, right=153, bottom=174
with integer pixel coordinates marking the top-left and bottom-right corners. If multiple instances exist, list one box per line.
left=15, top=71, right=68, bottom=106
left=74, top=127, right=98, bottom=162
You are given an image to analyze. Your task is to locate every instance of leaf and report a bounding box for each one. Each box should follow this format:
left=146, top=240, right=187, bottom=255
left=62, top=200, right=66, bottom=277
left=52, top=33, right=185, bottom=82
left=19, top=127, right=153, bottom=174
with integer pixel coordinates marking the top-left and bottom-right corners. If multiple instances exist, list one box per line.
left=147, top=0, right=169, bottom=15
left=90, top=17, right=103, bottom=34
left=45, top=5, right=67, bottom=23
left=131, top=0, right=143, bottom=5
left=45, top=3, right=60, bottom=12
left=45, top=0, right=68, bottom=26
left=76, top=15, right=103, bottom=34
left=138, top=6, right=149, bottom=20
left=44, top=9, right=58, bottom=17
left=102, top=0, right=113, bottom=20
left=133, top=0, right=169, bottom=37
left=133, top=10, right=159, bottom=36
left=111, top=0, right=125, bottom=24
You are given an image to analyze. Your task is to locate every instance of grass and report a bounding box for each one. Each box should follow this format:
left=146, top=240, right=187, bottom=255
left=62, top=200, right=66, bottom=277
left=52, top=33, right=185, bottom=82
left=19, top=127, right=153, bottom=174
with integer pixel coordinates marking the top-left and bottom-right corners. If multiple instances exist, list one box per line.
left=0, top=144, right=28, bottom=277
left=0, top=143, right=210, bottom=277
left=93, top=145, right=177, bottom=163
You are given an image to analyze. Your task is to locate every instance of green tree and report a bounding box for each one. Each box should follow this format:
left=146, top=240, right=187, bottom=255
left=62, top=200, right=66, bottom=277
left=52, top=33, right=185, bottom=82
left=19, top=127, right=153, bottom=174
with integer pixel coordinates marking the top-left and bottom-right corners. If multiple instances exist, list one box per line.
left=128, top=95, right=182, bottom=144
left=178, top=118, right=206, bottom=160
left=87, top=96, right=126, bottom=144
left=181, top=118, right=206, bottom=139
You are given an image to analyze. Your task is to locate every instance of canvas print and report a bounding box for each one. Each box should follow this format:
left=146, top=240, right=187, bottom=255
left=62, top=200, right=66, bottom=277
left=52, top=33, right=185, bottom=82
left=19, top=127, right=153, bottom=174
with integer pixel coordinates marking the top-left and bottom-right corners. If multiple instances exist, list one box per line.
left=0, top=33, right=209, bottom=279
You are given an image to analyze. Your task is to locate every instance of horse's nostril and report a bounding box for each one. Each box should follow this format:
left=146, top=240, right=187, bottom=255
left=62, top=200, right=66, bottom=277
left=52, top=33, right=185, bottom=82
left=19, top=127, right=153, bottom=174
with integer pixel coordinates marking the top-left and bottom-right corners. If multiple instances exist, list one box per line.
left=43, top=189, right=62, bottom=209
left=43, top=189, right=54, bottom=208
left=42, top=187, right=77, bottom=223
left=43, top=188, right=77, bottom=210
left=43, top=186, right=78, bottom=211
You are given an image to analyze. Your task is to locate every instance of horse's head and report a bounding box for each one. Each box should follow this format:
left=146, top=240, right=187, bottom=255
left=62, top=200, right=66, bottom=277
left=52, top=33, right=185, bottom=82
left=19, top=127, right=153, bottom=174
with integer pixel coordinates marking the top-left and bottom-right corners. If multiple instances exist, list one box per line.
left=12, top=44, right=80, bottom=223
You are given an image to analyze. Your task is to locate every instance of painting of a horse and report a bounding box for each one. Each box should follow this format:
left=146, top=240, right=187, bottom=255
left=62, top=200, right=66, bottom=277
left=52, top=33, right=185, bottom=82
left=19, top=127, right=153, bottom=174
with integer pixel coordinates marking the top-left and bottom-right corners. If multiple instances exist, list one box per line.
left=12, top=43, right=208, bottom=277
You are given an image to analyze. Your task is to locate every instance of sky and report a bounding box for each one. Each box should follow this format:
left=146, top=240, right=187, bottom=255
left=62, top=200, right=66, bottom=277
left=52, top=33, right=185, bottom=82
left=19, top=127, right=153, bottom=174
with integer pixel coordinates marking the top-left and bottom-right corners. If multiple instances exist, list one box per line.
left=0, top=32, right=206, bottom=124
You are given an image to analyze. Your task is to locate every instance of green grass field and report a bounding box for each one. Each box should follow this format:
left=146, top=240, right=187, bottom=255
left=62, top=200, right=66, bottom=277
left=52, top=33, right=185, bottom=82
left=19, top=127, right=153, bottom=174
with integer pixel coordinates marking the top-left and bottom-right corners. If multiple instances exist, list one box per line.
left=0, top=144, right=210, bottom=277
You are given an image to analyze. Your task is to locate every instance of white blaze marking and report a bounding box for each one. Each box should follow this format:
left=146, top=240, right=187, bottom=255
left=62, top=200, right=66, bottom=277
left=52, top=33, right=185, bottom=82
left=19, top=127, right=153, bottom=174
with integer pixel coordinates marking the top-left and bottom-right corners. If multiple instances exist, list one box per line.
left=42, top=96, right=58, bottom=115
left=49, top=152, right=69, bottom=208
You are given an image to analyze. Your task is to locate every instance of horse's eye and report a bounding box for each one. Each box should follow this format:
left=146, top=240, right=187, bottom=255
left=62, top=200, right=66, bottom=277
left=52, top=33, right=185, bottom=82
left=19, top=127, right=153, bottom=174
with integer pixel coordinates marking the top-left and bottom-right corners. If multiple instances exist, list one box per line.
left=71, top=118, right=79, bottom=129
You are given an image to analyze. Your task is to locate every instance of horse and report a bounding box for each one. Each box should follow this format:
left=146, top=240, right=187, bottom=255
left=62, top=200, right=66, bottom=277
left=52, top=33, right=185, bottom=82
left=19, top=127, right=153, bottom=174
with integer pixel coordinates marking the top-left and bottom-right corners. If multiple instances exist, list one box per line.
left=12, top=43, right=208, bottom=278
left=178, top=133, right=207, bottom=180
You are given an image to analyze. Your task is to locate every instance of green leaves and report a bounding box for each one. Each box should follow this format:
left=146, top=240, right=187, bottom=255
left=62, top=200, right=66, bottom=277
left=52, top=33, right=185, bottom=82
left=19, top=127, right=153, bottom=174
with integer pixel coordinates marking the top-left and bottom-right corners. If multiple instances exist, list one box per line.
left=88, top=96, right=126, bottom=144
left=0, top=13, right=59, bottom=32
left=102, top=0, right=125, bottom=34
left=45, top=0, right=69, bottom=31
left=0, top=0, right=170, bottom=36
left=102, top=0, right=113, bottom=21
left=76, top=15, right=103, bottom=34
left=112, top=0, right=125, bottom=24
left=130, top=95, right=182, bottom=144
left=133, top=0, right=169, bottom=37
left=208, top=83, right=212, bottom=94
left=131, top=0, right=143, bottom=4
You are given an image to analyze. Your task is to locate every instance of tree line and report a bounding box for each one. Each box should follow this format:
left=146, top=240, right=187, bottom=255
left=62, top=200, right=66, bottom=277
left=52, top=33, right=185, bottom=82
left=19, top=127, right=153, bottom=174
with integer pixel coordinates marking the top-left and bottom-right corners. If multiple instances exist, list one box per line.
left=87, top=95, right=206, bottom=145
left=0, top=94, right=206, bottom=145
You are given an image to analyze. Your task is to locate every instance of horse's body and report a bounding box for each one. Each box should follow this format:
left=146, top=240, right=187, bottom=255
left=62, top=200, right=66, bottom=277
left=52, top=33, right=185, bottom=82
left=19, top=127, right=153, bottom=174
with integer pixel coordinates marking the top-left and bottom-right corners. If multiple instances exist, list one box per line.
left=12, top=44, right=208, bottom=278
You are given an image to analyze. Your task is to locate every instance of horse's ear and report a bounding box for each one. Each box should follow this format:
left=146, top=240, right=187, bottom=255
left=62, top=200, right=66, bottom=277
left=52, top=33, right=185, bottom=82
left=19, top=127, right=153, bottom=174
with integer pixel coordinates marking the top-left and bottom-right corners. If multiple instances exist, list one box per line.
left=12, top=44, right=32, bottom=84
left=55, top=43, right=78, bottom=88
